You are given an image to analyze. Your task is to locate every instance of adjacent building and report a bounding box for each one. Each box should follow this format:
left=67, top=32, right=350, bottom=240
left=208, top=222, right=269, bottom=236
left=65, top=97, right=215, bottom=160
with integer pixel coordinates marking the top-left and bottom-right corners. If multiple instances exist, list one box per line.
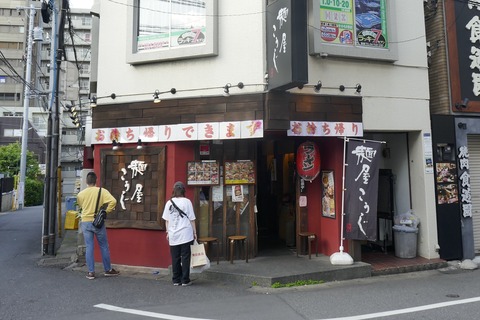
left=0, top=1, right=48, bottom=143
left=0, top=0, right=92, bottom=198
left=426, top=0, right=480, bottom=260
left=39, top=6, right=93, bottom=197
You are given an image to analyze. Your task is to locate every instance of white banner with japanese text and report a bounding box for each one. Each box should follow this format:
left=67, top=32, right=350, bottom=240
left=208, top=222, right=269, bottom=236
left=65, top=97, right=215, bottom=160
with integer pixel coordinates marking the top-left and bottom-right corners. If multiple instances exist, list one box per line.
left=287, top=121, right=363, bottom=137
left=91, top=120, right=263, bottom=144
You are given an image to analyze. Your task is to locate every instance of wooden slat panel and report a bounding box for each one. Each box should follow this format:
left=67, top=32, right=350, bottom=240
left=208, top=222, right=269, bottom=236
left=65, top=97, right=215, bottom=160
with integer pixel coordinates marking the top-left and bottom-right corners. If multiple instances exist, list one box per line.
left=181, top=114, right=195, bottom=122
left=264, top=92, right=363, bottom=130
left=195, top=113, right=225, bottom=122
left=143, top=106, right=189, bottom=117
left=102, top=146, right=166, bottom=230
left=224, top=111, right=256, bottom=121
left=94, top=108, right=143, bottom=119
left=93, top=92, right=362, bottom=130
left=227, top=101, right=263, bottom=112
left=195, top=104, right=228, bottom=114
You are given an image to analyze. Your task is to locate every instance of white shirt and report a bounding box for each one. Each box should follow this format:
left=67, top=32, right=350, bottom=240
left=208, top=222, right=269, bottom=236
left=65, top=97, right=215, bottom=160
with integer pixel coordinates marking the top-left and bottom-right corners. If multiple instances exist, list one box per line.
left=162, top=197, right=196, bottom=246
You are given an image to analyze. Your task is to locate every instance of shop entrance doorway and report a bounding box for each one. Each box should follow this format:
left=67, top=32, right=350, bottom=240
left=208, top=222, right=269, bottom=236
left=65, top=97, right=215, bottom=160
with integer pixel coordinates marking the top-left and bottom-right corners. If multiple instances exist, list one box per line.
left=256, top=139, right=296, bottom=254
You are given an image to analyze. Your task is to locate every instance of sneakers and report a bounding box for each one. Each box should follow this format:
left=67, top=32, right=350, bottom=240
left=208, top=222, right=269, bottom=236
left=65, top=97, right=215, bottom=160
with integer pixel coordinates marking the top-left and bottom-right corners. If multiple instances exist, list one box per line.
left=104, top=268, right=120, bottom=277
left=182, top=281, right=192, bottom=287
left=173, top=282, right=181, bottom=286
left=86, top=272, right=95, bottom=280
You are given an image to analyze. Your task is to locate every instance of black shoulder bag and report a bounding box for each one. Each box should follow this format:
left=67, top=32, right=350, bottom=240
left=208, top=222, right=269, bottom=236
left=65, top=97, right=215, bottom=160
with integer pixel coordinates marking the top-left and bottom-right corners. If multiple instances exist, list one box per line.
left=92, top=187, right=107, bottom=228
left=170, top=199, right=187, bottom=218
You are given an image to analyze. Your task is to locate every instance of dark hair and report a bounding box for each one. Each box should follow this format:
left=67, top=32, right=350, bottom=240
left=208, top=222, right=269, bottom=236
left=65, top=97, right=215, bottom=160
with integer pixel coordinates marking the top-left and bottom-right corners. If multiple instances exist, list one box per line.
left=172, top=187, right=185, bottom=197
left=172, top=181, right=185, bottom=197
left=86, top=172, right=97, bottom=185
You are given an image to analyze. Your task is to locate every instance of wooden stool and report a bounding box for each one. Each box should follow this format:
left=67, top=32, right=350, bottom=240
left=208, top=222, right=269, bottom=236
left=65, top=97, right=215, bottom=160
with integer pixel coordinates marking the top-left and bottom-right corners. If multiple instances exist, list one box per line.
left=228, top=235, right=248, bottom=264
left=297, top=232, right=318, bottom=259
left=198, top=237, right=219, bottom=265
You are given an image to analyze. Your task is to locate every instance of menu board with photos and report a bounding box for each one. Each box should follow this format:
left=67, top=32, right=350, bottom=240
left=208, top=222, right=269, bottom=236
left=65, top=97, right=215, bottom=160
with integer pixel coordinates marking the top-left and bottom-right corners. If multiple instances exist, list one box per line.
left=224, top=160, right=256, bottom=185
left=187, top=161, right=219, bottom=186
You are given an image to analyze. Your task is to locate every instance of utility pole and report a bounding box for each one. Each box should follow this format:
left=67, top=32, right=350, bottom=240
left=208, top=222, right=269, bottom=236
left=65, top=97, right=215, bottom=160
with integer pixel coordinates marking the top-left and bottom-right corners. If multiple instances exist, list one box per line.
left=43, top=0, right=67, bottom=255
left=43, top=0, right=58, bottom=255
left=18, top=4, right=36, bottom=210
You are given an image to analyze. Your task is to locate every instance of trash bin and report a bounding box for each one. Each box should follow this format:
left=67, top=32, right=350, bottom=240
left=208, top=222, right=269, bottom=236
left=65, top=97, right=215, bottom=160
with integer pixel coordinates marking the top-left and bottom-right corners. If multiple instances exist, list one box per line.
left=393, top=210, right=420, bottom=259
left=393, top=225, right=418, bottom=258
left=65, top=196, right=77, bottom=211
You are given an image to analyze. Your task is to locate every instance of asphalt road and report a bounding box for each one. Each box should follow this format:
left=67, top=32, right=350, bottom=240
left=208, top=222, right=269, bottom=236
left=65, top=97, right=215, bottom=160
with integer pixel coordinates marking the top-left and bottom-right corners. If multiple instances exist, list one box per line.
left=1, top=206, right=480, bottom=320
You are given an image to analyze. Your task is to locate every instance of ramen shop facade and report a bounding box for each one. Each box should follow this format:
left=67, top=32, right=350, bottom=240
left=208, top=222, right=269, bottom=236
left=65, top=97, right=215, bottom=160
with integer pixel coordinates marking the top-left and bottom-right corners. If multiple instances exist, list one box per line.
left=88, top=92, right=362, bottom=267
left=87, top=0, right=438, bottom=268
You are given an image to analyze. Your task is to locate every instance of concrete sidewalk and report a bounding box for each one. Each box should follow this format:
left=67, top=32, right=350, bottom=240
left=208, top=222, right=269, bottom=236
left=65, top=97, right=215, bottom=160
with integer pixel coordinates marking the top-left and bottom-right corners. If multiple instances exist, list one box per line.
left=27, top=206, right=464, bottom=287
left=37, top=229, right=371, bottom=285
left=38, top=229, right=453, bottom=288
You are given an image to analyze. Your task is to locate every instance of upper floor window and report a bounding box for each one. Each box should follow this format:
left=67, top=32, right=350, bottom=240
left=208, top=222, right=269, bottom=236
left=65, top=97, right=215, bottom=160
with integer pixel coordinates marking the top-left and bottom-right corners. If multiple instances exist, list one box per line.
left=126, top=0, right=218, bottom=65
left=3, top=112, right=22, bottom=117
left=0, top=42, right=24, bottom=50
left=309, top=0, right=397, bottom=61
left=82, top=16, right=92, bottom=26
left=3, top=129, right=22, bottom=137
left=0, top=93, right=19, bottom=101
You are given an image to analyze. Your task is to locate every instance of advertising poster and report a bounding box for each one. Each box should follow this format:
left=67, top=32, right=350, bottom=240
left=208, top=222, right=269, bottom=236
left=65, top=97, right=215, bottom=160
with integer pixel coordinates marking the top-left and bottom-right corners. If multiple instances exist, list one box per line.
left=436, top=162, right=458, bottom=205
left=355, top=0, right=388, bottom=48
left=224, top=160, right=256, bottom=185
left=232, top=185, right=244, bottom=202
left=322, top=171, right=335, bottom=218
left=186, top=161, right=219, bottom=186
left=319, top=0, right=354, bottom=45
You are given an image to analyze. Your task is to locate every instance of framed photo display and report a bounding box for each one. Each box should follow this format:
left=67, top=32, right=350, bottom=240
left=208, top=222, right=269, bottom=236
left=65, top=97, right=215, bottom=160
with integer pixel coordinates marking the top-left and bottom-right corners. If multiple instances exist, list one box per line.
left=224, top=160, right=256, bottom=185
left=321, top=170, right=335, bottom=218
left=186, top=160, right=219, bottom=186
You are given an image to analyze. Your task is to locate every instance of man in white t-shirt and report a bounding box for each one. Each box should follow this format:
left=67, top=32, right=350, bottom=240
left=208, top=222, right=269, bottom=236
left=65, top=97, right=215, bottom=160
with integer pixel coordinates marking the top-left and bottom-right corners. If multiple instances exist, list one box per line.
left=162, top=181, right=197, bottom=286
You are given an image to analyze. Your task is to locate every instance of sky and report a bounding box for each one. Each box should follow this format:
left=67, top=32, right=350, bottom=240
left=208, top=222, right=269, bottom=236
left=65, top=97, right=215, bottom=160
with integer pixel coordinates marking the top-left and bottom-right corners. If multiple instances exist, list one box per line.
left=69, top=0, right=93, bottom=9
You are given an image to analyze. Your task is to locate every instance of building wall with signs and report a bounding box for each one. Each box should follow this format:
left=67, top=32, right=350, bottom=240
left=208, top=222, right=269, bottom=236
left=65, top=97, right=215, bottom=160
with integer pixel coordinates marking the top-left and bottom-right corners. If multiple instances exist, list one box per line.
left=426, top=0, right=480, bottom=259
left=301, top=0, right=437, bottom=258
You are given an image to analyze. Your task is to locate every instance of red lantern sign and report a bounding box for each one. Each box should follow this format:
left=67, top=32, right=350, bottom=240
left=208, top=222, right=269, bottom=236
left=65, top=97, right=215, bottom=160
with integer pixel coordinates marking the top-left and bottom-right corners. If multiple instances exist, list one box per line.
left=296, top=141, right=321, bottom=182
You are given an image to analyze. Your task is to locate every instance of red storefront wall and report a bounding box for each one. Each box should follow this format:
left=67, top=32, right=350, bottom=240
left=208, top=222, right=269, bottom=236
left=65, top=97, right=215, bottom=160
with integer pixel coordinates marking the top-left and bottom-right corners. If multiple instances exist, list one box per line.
left=91, top=142, right=195, bottom=268
left=306, top=138, right=347, bottom=256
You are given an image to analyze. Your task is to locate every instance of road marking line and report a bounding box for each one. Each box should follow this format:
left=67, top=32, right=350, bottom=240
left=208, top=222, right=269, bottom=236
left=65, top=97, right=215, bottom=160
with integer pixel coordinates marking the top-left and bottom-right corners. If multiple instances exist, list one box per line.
left=317, top=296, right=480, bottom=320
left=94, top=303, right=214, bottom=320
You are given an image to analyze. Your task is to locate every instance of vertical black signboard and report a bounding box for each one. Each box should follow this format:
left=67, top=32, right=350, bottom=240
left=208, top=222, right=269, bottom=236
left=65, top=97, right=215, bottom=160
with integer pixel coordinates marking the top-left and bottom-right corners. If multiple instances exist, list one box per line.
left=344, top=140, right=381, bottom=241
left=266, top=0, right=308, bottom=91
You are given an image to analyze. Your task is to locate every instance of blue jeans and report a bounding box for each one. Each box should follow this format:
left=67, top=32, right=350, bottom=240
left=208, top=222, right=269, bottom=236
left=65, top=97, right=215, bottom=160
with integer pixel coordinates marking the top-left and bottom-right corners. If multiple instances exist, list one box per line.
left=170, top=240, right=193, bottom=284
left=80, top=222, right=112, bottom=273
